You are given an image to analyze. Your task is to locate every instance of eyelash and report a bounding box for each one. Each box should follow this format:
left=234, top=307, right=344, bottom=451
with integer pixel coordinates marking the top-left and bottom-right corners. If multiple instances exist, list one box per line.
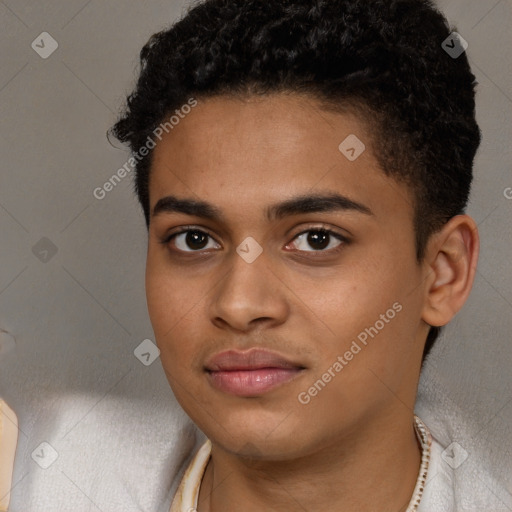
left=159, top=225, right=350, bottom=256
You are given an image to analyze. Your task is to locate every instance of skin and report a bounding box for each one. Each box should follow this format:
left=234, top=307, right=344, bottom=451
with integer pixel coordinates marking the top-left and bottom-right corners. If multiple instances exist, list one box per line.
left=145, top=93, right=479, bottom=512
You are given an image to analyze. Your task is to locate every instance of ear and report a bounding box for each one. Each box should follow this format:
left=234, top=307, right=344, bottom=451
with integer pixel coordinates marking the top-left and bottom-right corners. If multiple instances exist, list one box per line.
left=421, top=215, right=479, bottom=327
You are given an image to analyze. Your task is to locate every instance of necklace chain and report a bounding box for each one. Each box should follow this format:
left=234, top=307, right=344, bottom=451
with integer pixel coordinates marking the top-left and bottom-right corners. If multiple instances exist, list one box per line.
left=406, top=415, right=432, bottom=512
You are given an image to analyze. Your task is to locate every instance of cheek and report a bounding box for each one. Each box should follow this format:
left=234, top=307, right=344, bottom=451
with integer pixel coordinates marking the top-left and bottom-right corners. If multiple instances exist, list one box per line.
left=146, top=249, right=186, bottom=323
left=145, top=260, right=209, bottom=373
left=146, top=260, right=188, bottom=349
left=316, top=249, right=420, bottom=354
left=145, top=265, right=170, bottom=334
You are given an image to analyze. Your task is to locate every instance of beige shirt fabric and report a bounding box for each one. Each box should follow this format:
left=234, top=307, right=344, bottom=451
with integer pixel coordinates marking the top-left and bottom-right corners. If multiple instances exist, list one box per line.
left=170, top=439, right=212, bottom=512
left=169, top=418, right=455, bottom=512
left=0, top=399, right=18, bottom=512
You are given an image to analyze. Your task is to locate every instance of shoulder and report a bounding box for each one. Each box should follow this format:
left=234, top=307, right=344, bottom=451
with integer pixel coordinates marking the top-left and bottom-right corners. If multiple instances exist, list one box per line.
left=418, top=433, right=457, bottom=512
left=419, top=427, right=508, bottom=511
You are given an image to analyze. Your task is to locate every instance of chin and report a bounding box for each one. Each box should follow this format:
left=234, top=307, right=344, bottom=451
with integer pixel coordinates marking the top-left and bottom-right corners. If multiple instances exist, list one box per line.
left=200, top=408, right=311, bottom=458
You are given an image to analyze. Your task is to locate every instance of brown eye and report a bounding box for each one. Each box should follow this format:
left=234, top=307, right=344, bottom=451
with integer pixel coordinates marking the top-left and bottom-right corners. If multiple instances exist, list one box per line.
left=182, top=230, right=209, bottom=250
left=289, top=229, right=347, bottom=253
left=164, top=229, right=220, bottom=252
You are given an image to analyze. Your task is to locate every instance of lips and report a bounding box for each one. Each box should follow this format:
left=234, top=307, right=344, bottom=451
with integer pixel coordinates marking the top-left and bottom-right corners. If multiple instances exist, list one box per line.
left=205, top=348, right=306, bottom=396
left=205, top=348, right=304, bottom=372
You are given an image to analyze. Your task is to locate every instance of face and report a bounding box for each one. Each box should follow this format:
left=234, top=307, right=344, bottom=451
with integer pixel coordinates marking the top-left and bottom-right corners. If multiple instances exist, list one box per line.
left=146, top=93, right=429, bottom=459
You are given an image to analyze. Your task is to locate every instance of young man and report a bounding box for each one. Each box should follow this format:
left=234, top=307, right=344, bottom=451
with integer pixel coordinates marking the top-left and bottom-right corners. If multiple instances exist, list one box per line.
left=110, top=0, right=481, bottom=510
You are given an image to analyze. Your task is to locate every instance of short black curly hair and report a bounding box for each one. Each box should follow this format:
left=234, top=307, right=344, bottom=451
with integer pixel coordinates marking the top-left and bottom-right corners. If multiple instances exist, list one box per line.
left=110, top=0, right=481, bottom=364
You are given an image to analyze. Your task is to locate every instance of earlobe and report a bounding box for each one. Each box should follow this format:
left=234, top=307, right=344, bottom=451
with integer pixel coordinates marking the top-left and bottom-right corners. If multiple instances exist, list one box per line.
left=421, top=215, right=479, bottom=327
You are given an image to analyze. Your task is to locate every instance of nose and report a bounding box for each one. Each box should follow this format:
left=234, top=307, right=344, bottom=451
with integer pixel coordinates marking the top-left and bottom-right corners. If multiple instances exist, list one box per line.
left=209, top=247, right=289, bottom=333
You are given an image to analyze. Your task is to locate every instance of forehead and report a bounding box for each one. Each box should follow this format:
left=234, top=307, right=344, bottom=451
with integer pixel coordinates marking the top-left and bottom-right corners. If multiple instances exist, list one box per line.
left=148, top=93, right=413, bottom=224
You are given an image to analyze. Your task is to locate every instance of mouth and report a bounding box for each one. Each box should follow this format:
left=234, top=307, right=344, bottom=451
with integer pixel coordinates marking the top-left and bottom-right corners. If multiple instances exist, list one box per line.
left=204, top=348, right=306, bottom=397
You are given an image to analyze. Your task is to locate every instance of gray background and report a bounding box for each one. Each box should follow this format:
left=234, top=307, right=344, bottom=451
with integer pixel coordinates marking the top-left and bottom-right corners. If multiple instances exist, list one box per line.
left=0, top=0, right=510, bottom=511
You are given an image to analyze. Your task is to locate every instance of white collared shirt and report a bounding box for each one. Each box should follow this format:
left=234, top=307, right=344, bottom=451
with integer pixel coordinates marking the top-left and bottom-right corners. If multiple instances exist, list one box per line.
left=0, top=408, right=459, bottom=512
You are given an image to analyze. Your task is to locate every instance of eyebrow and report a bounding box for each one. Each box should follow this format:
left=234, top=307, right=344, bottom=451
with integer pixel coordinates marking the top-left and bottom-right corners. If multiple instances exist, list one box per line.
left=151, top=192, right=373, bottom=223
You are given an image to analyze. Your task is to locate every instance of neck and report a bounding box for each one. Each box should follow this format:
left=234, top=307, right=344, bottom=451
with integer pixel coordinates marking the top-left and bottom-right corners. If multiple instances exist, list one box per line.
left=197, top=409, right=422, bottom=512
